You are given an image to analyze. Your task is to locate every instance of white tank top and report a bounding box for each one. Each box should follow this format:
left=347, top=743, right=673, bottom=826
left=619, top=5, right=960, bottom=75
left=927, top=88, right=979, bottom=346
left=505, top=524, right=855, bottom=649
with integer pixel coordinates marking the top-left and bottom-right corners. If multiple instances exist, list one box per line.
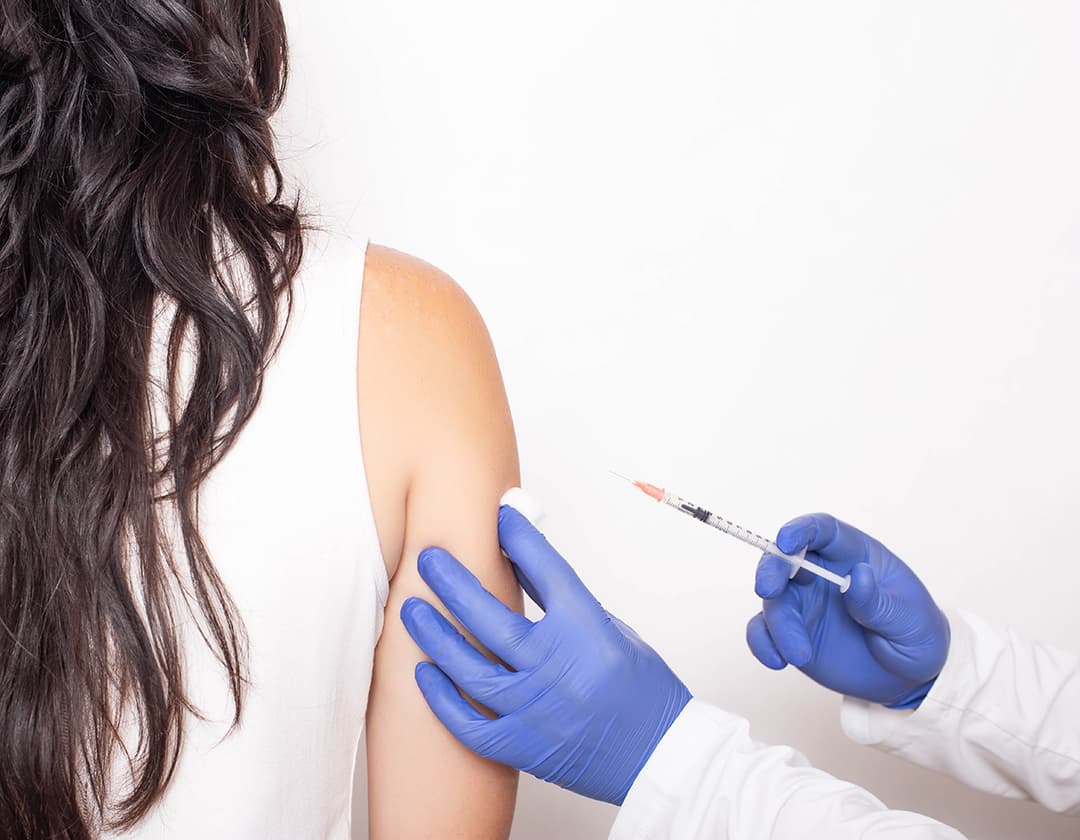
left=110, top=230, right=388, bottom=839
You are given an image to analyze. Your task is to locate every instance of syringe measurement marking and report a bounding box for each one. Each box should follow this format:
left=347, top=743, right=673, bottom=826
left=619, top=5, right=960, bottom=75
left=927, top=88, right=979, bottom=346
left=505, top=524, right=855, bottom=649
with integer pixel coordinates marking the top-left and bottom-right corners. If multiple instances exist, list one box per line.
left=679, top=502, right=770, bottom=551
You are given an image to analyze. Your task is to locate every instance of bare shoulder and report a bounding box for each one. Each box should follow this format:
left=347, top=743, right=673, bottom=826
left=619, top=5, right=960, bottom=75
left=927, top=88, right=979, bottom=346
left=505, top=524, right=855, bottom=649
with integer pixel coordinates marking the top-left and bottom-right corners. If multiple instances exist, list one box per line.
left=357, top=244, right=519, bottom=580
left=360, top=244, right=490, bottom=351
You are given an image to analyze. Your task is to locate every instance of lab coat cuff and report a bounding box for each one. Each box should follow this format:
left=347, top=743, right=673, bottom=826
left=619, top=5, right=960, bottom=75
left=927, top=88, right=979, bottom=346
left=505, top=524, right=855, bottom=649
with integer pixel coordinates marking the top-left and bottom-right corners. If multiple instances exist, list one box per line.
left=840, top=606, right=976, bottom=751
left=610, top=698, right=740, bottom=840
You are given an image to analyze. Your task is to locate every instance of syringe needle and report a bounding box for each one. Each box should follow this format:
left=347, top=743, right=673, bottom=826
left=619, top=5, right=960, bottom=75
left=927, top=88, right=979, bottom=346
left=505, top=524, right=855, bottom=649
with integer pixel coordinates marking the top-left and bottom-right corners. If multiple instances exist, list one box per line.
left=609, top=470, right=635, bottom=484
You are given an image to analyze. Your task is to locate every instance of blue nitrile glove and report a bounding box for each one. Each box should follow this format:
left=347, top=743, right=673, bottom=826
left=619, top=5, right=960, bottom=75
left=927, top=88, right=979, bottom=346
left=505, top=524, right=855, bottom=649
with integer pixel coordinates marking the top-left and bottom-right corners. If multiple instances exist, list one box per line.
left=746, top=513, right=950, bottom=709
left=400, top=505, right=692, bottom=805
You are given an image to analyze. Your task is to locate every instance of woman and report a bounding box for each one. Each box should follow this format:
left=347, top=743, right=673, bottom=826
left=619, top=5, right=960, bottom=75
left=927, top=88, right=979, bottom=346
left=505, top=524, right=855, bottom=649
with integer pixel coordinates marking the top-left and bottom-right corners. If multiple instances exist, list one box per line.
left=0, top=2, right=519, bottom=837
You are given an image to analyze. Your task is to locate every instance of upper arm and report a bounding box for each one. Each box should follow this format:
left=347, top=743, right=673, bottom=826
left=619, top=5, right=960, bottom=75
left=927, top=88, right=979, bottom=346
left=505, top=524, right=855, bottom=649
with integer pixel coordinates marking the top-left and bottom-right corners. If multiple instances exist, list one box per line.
left=357, top=244, right=521, bottom=839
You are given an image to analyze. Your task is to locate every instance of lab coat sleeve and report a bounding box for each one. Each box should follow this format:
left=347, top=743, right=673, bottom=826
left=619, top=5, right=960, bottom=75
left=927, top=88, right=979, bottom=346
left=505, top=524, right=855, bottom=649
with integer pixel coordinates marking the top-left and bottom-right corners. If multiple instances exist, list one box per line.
left=609, top=698, right=966, bottom=840
left=841, top=607, right=1080, bottom=815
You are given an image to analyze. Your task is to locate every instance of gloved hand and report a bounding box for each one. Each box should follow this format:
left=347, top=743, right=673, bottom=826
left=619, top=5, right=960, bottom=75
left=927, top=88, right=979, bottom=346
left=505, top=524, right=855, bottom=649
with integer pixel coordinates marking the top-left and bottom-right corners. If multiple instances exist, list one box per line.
left=400, top=505, right=692, bottom=805
left=747, top=513, right=950, bottom=709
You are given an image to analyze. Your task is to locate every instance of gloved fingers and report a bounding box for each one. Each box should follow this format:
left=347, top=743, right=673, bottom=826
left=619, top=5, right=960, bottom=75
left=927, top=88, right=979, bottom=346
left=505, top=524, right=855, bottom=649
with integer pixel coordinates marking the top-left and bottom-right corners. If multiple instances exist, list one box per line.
left=414, top=662, right=503, bottom=760
left=863, top=629, right=942, bottom=686
left=469, top=713, right=537, bottom=775
left=755, top=551, right=819, bottom=598
left=498, top=505, right=598, bottom=617
left=846, top=563, right=951, bottom=681
left=512, top=564, right=546, bottom=612
left=844, top=563, right=932, bottom=679
left=401, top=597, right=523, bottom=715
left=417, top=547, right=535, bottom=669
left=762, top=588, right=813, bottom=668
left=746, top=612, right=787, bottom=670
left=841, top=562, right=894, bottom=633
left=756, top=553, right=793, bottom=598
left=776, top=513, right=868, bottom=567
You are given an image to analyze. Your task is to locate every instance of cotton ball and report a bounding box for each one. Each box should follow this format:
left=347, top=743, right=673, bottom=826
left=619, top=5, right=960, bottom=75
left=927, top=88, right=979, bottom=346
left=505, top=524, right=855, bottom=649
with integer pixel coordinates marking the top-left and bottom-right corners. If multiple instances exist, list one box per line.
left=499, top=487, right=544, bottom=527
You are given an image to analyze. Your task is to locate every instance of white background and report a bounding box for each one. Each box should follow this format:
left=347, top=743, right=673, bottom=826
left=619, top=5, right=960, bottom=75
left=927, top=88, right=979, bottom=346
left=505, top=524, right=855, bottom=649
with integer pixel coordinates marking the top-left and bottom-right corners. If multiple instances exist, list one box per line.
left=276, top=2, right=1080, bottom=838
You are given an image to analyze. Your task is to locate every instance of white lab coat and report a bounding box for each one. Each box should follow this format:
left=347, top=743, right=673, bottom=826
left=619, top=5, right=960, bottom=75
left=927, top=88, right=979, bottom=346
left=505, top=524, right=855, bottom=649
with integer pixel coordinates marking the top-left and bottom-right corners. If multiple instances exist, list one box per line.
left=609, top=608, right=1080, bottom=839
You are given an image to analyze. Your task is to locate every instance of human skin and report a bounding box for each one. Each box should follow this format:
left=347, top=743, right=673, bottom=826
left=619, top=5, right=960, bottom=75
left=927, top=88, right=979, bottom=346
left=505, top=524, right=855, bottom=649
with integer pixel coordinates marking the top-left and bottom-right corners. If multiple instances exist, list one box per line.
left=357, top=244, right=521, bottom=839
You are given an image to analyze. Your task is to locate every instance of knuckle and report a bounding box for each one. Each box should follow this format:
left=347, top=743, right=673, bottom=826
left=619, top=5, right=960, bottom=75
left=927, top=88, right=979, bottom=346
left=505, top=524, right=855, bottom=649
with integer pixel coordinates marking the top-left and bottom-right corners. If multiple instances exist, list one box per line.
left=470, top=663, right=507, bottom=696
left=461, top=721, right=494, bottom=752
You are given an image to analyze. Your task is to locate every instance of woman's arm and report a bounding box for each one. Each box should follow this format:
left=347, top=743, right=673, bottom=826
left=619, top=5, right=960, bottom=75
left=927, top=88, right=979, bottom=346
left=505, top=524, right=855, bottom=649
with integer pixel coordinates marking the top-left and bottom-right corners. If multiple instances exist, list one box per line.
left=357, top=245, right=521, bottom=839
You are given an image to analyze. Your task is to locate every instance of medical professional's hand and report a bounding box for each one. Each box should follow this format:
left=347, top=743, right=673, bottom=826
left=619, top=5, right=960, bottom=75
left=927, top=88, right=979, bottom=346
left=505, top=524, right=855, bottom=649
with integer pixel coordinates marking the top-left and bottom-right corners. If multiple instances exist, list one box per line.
left=747, top=513, right=950, bottom=709
left=400, top=506, right=692, bottom=805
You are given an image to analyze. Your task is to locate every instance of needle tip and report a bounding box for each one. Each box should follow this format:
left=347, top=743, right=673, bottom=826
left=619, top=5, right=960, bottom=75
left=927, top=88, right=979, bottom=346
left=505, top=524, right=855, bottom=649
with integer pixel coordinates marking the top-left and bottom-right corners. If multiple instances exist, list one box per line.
left=610, top=470, right=666, bottom=502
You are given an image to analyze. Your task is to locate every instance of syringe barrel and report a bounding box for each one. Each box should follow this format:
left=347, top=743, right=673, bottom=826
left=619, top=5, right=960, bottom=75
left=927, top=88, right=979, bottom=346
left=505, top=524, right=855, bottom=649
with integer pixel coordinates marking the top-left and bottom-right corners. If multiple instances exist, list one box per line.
left=662, top=492, right=771, bottom=551
left=656, top=487, right=851, bottom=592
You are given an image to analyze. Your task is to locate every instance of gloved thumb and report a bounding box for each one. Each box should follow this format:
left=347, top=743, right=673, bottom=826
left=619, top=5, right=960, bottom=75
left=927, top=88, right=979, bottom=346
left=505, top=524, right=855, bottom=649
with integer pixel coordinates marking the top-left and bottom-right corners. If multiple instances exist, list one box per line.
left=842, top=562, right=894, bottom=634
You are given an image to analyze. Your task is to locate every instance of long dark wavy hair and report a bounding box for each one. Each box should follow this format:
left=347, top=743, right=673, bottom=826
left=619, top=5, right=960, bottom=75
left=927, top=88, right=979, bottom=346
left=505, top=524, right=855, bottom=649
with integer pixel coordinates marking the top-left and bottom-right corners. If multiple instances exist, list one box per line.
left=0, top=1, right=306, bottom=835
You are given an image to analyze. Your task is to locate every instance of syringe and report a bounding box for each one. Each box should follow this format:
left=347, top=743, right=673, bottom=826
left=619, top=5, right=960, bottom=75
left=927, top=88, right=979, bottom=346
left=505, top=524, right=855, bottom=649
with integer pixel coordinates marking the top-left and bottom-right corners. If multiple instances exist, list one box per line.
left=614, top=473, right=851, bottom=593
